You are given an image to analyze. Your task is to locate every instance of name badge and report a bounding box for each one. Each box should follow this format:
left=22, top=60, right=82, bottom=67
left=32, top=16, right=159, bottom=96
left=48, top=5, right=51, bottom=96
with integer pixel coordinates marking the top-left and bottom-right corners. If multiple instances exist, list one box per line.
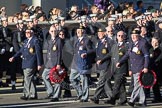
left=132, top=47, right=138, bottom=53
left=79, top=46, right=83, bottom=50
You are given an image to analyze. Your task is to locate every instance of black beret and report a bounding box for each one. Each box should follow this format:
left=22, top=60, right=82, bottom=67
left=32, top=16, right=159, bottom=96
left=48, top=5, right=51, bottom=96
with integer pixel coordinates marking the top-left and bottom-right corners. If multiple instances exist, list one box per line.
left=97, top=28, right=106, bottom=32
left=77, top=26, right=85, bottom=30
left=131, top=30, right=140, bottom=34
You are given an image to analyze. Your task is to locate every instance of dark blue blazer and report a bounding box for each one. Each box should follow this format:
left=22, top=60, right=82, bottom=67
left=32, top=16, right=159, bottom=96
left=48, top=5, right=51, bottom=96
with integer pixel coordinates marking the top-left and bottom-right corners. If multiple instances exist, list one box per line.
left=71, top=36, right=93, bottom=71
left=119, top=39, right=149, bottom=73
left=43, top=36, right=63, bottom=69
left=96, top=37, right=114, bottom=71
left=13, top=36, right=43, bottom=69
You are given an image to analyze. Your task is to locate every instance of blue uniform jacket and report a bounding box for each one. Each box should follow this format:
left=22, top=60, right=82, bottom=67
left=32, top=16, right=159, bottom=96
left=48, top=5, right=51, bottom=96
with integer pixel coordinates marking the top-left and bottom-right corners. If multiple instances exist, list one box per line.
left=71, top=36, right=93, bottom=73
left=96, top=37, right=114, bottom=71
left=13, top=36, right=43, bottom=69
left=119, top=39, right=149, bottom=73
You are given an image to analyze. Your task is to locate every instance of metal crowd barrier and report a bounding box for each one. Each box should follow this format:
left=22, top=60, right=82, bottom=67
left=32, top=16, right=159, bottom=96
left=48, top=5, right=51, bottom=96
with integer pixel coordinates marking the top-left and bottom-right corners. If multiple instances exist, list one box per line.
left=4, top=19, right=138, bottom=30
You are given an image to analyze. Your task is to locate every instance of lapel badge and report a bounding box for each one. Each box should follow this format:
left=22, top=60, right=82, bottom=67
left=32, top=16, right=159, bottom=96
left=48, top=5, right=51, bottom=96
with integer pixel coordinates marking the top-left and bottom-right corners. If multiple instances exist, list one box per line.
left=53, top=45, right=57, bottom=51
left=136, top=50, right=141, bottom=55
left=102, top=48, right=107, bottom=54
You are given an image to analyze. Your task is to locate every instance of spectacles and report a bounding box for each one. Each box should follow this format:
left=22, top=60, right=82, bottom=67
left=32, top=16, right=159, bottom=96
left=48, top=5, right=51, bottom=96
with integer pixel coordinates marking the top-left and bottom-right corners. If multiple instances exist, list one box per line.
left=50, top=30, right=56, bottom=33
left=118, top=35, right=124, bottom=37
left=25, top=31, right=31, bottom=33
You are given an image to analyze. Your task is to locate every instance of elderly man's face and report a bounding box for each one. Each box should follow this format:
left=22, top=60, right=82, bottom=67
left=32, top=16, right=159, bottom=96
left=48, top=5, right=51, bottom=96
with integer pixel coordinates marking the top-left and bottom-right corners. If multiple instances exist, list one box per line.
left=25, top=30, right=33, bottom=38
left=117, top=31, right=125, bottom=42
left=98, top=31, right=105, bottom=40
left=106, top=27, right=113, bottom=36
left=76, top=29, right=83, bottom=37
left=49, top=26, right=57, bottom=37
left=131, top=34, right=139, bottom=42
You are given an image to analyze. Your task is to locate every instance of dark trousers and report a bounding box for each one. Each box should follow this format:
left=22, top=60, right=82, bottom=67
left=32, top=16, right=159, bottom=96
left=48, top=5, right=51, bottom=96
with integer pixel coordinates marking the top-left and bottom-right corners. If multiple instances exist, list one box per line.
left=93, top=70, right=112, bottom=100
left=153, top=79, right=161, bottom=101
left=112, top=73, right=127, bottom=103
left=11, top=57, right=23, bottom=81
left=0, top=52, right=15, bottom=82
left=61, top=74, right=72, bottom=97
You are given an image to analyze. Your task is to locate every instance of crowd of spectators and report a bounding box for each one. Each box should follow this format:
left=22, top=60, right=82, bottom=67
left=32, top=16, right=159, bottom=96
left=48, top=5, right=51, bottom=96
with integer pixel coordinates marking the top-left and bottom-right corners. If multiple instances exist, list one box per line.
left=0, top=0, right=161, bottom=24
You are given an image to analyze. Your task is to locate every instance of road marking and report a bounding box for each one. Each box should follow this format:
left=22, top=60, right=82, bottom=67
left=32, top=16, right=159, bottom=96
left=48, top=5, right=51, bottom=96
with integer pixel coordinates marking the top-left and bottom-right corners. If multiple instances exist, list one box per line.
left=0, top=100, right=78, bottom=108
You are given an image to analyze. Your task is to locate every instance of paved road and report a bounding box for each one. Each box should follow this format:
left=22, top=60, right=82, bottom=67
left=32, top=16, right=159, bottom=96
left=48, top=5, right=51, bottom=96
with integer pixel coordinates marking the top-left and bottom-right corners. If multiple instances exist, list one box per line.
left=1, top=88, right=162, bottom=108
left=0, top=76, right=162, bottom=108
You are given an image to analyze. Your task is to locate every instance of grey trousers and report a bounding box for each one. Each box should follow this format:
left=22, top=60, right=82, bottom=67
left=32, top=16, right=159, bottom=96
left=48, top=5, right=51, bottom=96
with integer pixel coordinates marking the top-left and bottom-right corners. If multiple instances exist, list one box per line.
left=70, top=69, right=89, bottom=101
left=129, top=73, right=145, bottom=104
left=23, top=68, right=37, bottom=98
left=42, top=68, right=61, bottom=98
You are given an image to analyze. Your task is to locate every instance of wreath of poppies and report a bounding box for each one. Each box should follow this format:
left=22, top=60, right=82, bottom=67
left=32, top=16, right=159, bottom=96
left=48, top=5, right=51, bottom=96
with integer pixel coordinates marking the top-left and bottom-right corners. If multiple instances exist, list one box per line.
left=138, top=70, right=157, bottom=88
left=49, top=66, right=67, bottom=84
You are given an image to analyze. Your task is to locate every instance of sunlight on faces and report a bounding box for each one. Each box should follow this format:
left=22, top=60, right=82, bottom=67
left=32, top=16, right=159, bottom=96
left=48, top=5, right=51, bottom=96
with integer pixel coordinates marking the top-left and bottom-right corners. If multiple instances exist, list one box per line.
left=98, top=31, right=105, bottom=39
left=117, top=31, right=125, bottom=42
left=49, top=26, right=57, bottom=37
left=25, top=30, right=33, bottom=38
left=131, top=34, right=139, bottom=43
left=151, top=37, right=159, bottom=49
left=76, top=29, right=83, bottom=37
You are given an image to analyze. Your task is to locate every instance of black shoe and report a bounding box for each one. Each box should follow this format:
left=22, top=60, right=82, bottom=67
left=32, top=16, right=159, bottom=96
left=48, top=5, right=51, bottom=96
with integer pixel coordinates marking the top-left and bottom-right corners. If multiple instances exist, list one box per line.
left=6, top=79, right=11, bottom=84
left=63, top=94, right=72, bottom=98
left=45, top=94, right=53, bottom=99
left=50, top=98, right=59, bottom=102
left=104, top=99, right=115, bottom=105
left=90, top=98, right=99, bottom=104
left=136, top=103, right=146, bottom=107
left=80, top=99, right=88, bottom=102
left=126, top=92, right=132, bottom=97
left=20, top=96, right=28, bottom=100
left=28, top=97, right=38, bottom=100
left=12, top=85, right=16, bottom=90
left=116, top=100, right=127, bottom=106
left=152, top=99, right=161, bottom=103
left=0, top=82, right=9, bottom=87
left=127, top=102, right=134, bottom=107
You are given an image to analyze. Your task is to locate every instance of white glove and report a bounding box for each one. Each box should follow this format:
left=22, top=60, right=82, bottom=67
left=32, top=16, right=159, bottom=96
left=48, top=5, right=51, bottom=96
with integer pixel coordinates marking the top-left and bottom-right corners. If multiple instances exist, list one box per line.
left=1, top=48, right=5, bottom=54
left=9, top=47, right=14, bottom=52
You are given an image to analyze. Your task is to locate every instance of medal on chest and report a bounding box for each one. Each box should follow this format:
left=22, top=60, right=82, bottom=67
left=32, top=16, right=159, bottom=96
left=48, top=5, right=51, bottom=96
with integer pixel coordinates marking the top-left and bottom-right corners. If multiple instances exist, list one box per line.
left=136, top=50, right=141, bottom=54
left=118, top=51, right=123, bottom=56
left=102, top=48, right=107, bottom=54
left=53, top=45, right=57, bottom=51
left=29, top=47, right=34, bottom=54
